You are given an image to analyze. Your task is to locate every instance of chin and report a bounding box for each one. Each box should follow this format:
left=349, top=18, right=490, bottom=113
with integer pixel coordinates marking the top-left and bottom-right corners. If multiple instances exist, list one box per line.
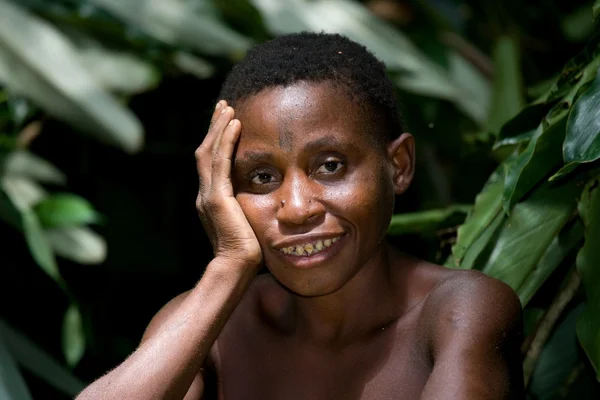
left=269, top=268, right=354, bottom=298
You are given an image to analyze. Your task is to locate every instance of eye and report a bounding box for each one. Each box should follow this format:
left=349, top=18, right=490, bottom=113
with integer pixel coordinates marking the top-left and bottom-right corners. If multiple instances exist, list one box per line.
left=251, top=172, right=275, bottom=185
left=315, top=160, right=345, bottom=174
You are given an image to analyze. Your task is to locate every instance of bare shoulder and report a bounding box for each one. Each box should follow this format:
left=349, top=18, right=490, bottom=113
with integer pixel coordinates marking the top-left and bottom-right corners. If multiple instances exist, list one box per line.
left=422, top=267, right=523, bottom=352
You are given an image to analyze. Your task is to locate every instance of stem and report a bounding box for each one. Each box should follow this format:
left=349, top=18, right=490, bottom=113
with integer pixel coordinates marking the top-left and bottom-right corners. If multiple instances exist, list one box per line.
left=522, top=269, right=581, bottom=387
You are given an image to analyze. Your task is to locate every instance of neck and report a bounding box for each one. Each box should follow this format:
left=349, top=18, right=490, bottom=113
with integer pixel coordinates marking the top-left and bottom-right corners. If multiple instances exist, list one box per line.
left=291, top=242, right=401, bottom=346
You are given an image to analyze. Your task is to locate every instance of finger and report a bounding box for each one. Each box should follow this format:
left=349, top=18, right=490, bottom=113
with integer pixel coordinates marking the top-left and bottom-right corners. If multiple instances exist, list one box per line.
left=212, top=118, right=241, bottom=193
left=196, top=106, right=234, bottom=188
left=210, top=100, right=227, bottom=126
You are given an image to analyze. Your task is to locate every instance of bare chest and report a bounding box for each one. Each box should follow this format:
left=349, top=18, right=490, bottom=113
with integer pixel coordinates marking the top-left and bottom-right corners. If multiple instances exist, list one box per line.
left=210, top=318, right=432, bottom=400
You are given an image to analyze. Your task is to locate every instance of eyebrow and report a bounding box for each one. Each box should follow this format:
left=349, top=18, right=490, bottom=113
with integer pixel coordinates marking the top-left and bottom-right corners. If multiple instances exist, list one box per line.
left=234, top=151, right=273, bottom=170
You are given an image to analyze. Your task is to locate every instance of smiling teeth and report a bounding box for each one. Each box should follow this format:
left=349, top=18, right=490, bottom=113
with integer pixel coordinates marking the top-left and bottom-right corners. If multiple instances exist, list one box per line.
left=281, top=237, right=340, bottom=256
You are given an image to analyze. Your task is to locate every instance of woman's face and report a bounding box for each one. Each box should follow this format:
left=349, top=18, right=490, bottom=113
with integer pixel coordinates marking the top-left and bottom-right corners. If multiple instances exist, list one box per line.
left=232, top=81, right=406, bottom=297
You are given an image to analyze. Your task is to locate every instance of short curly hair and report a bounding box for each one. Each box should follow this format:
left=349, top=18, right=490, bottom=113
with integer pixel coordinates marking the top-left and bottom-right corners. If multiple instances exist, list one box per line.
left=218, top=32, right=404, bottom=144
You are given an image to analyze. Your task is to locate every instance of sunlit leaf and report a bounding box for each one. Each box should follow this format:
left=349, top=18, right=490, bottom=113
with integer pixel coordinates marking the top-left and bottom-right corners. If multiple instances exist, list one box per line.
left=387, top=205, right=470, bottom=236
left=518, top=220, right=584, bottom=306
left=46, top=226, right=107, bottom=265
left=576, top=177, right=600, bottom=379
left=481, top=178, right=581, bottom=290
left=35, top=193, right=102, bottom=229
left=0, top=0, right=143, bottom=152
left=561, top=66, right=600, bottom=172
left=62, top=304, right=85, bottom=367
left=0, top=325, right=33, bottom=400
left=4, top=150, right=66, bottom=185
left=449, top=166, right=504, bottom=267
left=487, top=36, right=524, bottom=134
left=0, top=319, right=85, bottom=396
left=502, top=118, right=566, bottom=214
left=87, top=0, right=252, bottom=57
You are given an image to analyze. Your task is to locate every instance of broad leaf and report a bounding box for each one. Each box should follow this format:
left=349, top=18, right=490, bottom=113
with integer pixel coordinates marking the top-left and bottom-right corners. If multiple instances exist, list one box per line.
left=561, top=66, right=600, bottom=172
left=517, top=220, right=584, bottom=306
left=457, top=211, right=505, bottom=270
left=46, top=226, right=107, bottom=265
left=487, top=36, right=524, bottom=134
left=481, top=178, right=581, bottom=290
left=62, top=304, right=85, bottom=367
left=4, top=150, right=66, bottom=185
left=0, top=319, right=85, bottom=396
left=576, top=177, right=600, bottom=379
left=0, top=0, right=143, bottom=152
left=530, top=304, right=585, bottom=399
left=502, top=118, right=566, bottom=214
left=449, top=166, right=504, bottom=267
left=387, top=205, right=470, bottom=236
left=35, top=193, right=102, bottom=229
left=87, top=0, right=252, bottom=57
left=0, top=325, right=33, bottom=400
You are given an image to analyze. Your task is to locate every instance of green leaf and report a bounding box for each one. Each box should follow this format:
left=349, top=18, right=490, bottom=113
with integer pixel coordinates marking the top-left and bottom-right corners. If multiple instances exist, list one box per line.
left=387, top=205, right=470, bottom=236
left=449, top=166, right=504, bottom=267
left=530, top=304, right=585, bottom=399
left=250, top=0, right=490, bottom=125
left=502, top=118, right=566, bottom=214
left=0, top=319, right=85, bottom=396
left=0, top=325, right=33, bottom=400
left=517, top=220, right=584, bottom=307
left=62, top=304, right=85, bottom=367
left=46, top=226, right=107, bottom=265
left=457, top=211, right=505, bottom=270
left=487, top=36, right=524, bottom=134
left=594, top=1, right=600, bottom=19
left=576, top=177, right=600, bottom=379
left=4, top=150, right=66, bottom=185
left=561, top=66, right=600, bottom=172
left=35, top=193, right=102, bottom=229
left=0, top=0, right=143, bottom=152
left=481, top=178, right=581, bottom=290
left=561, top=5, right=596, bottom=42
left=87, top=0, right=252, bottom=57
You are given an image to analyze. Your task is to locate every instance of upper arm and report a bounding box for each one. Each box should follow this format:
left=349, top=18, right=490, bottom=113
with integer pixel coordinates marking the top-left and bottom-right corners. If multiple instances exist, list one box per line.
left=421, top=271, right=524, bottom=400
left=141, top=291, right=206, bottom=400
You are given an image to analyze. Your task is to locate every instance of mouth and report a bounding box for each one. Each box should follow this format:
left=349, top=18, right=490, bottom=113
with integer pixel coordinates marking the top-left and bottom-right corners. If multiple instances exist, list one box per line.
left=279, top=236, right=341, bottom=256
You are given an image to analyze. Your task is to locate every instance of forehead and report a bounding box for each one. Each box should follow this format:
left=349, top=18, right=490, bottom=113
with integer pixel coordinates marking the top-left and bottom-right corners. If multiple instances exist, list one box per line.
left=234, top=82, right=377, bottom=152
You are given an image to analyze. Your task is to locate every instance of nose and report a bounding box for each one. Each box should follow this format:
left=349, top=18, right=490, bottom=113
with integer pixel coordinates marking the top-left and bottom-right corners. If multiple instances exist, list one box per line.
left=276, top=172, right=324, bottom=227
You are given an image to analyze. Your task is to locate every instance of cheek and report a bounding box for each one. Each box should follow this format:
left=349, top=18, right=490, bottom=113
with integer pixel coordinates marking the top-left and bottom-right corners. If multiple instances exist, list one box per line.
left=236, top=195, right=274, bottom=239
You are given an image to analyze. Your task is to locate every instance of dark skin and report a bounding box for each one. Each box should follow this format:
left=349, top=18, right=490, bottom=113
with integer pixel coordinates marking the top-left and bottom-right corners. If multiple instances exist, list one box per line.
left=76, top=82, right=524, bottom=400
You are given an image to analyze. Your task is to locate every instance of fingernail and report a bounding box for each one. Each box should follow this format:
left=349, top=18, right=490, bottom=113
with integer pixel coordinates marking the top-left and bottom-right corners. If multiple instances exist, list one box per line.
left=228, top=120, right=236, bottom=126
left=221, top=106, right=229, bottom=114
left=215, top=101, right=223, bottom=110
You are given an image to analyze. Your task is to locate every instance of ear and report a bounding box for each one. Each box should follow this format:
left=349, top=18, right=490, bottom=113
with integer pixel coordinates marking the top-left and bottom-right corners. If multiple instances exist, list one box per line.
left=386, top=133, right=415, bottom=195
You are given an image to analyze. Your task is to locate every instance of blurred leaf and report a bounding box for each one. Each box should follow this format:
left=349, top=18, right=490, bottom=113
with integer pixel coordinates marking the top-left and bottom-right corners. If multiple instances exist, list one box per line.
left=46, top=226, right=107, bottom=265
left=518, top=220, right=584, bottom=306
left=0, top=187, right=21, bottom=230
left=523, top=308, right=545, bottom=337
left=530, top=304, right=585, bottom=399
left=482, top=178, right=581, bottom=290
left=172, top=51, right=214, bottom=79
left=450, top=166, right=504, bottom=267
left=62, top=304, right=85, bottom=367
left=0, top=319, right=85, bottom=396
left=560, top=66, right=600, bottom=174
left=593, top=0, right=600, bottom=19
left=0, top=0, right=143, bottom=152
left=251, top=0, right=490, bottom=125
left=487, top=36, right=524, bottom=134
left=497, top=103, right=554, bottom=142
left=1, top=177, right=60, bottom=281
left=387, top=205, right=470, bottom=235
left=576, top=177, right=600, bottom=379
left=4, top=150, right=66, bottom=185
left=0, top=324, right=33, bottom=400
left=561, top=5, right=596, bottom=42
left=87, top=0, right=252, bottom=57
left=35, top=193, right=102, bottom=229
left=502, top=118, right=566, bottom=214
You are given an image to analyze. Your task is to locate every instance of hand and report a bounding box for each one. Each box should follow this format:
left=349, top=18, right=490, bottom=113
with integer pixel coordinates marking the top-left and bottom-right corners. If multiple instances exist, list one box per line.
left=195, top=101, right=262, bottom=267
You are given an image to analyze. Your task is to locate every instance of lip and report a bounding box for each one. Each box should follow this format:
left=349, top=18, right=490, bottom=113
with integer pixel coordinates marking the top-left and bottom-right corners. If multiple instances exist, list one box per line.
left=272, top=233, right=347, bottom=270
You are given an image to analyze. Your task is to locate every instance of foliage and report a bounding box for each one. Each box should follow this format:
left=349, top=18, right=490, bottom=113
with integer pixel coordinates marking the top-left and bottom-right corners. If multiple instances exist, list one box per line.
left=0, top=0, right=599, bottom=398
